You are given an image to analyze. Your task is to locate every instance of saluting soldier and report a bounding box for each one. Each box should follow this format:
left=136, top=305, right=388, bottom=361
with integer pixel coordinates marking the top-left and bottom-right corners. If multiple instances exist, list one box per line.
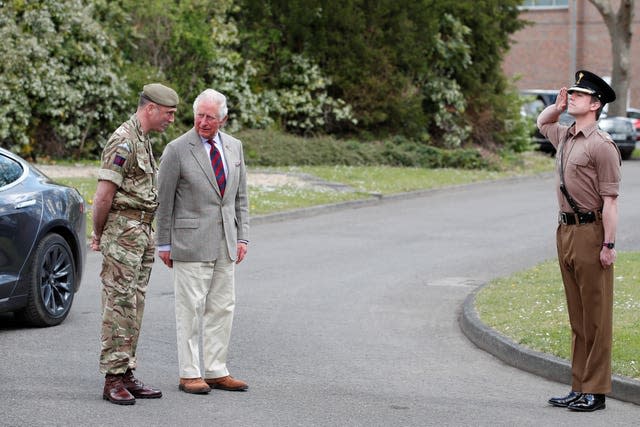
left=537, top=70, right=620, bottom=412
left=91, top=83, right=179, bottom=405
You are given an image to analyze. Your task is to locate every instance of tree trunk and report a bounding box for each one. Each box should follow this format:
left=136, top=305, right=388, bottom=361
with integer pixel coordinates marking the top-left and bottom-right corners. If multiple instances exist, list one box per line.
left=588, top=0, right=634, bottom=116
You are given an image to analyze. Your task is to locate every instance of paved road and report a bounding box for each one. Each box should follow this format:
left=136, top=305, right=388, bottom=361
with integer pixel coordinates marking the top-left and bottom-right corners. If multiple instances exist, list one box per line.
left=2, top=161, right=640, bottom=426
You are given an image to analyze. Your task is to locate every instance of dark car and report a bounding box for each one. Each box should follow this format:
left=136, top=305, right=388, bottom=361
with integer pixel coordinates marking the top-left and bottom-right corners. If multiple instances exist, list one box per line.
left=521, top=90, right=558, bottom=154
left=598, top=116, right=637, bottom=160
left=0, top=147, right=86, bottom=326
left=625, top=108, right=640, bottom=141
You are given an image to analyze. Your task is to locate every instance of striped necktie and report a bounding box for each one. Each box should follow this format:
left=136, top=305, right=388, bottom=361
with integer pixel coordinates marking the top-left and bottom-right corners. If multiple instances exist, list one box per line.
left=208, top=140, right=226, bottom=196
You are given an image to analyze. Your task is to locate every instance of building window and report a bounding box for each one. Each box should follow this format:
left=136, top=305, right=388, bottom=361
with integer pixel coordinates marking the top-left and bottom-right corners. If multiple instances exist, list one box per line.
left=521, top=0, right=569, bottom=8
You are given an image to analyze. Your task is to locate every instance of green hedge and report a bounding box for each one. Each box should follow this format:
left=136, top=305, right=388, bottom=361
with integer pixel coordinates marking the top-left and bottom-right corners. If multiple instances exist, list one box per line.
left=238, top=130, right=490, bottom=170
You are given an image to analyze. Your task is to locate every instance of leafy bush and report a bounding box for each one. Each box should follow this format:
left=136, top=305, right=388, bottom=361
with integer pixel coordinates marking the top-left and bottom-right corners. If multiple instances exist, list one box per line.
left=0, top=0, right=530, bottom=161
left=105, top=1, right=355, bottom=142
left=0, top=0, right=129, bottom=158
left=235, top=1, right=528, bottom=150
left=238, top=129, right=490, bottom=169
left=420, top=14, right=472, bottom=149
left=271, top=55, right=357, bottom=135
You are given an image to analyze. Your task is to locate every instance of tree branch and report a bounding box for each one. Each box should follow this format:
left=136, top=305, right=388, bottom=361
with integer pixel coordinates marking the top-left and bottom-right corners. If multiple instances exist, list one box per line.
left=588, top=0, right=615, bottom=27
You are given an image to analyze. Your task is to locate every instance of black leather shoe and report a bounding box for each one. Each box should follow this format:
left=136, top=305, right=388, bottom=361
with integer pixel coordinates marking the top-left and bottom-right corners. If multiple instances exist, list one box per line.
left=568, top=393, right=606, bottom=412
left=548, top=391, right=583, bottom=407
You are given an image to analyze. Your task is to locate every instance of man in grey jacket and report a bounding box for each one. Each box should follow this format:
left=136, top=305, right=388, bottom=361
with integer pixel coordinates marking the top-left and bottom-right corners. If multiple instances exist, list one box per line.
left=156, top=88, right=249, bottom=394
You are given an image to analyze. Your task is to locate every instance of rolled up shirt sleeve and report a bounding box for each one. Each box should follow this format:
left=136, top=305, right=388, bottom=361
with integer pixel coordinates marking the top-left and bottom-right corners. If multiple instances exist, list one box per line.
left=98, top=141, right=131, bottom=187
left=596, top=142, right=622, bottom=198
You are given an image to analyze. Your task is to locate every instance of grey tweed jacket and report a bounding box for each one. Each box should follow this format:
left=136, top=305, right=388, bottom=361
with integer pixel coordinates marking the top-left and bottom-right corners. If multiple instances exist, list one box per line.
left=156, top=128, right=249, bottom=262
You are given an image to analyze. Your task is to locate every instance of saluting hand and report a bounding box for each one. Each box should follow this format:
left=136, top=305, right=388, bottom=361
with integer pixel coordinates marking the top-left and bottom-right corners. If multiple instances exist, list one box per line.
left=555, top=87, right=568, bottom=112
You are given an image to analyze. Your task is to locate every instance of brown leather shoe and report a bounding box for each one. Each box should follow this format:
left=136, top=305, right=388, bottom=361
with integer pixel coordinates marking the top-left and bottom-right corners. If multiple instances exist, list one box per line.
left=103, top=374, right=136, bottom=405
left=205, top=375, right=248, bottom=391
left=123, top=369, right=162, bottom=399
left=178, top=378, right=211, bottom=394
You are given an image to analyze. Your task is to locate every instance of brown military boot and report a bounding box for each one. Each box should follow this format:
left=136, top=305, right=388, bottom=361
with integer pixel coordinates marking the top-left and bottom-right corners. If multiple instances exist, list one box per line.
left=123, top=369, right=162, bottom=399
left=103, top=374, right=136, bottom=405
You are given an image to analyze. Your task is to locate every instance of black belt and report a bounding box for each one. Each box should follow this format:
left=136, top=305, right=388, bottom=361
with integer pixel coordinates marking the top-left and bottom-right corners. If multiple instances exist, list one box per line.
left=558, top=211, right=600, bottom=225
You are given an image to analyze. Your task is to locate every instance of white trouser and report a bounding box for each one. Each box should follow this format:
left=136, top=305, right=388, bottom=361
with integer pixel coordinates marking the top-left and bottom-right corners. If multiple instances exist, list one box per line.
left=173, top=240, right=235, bottom=379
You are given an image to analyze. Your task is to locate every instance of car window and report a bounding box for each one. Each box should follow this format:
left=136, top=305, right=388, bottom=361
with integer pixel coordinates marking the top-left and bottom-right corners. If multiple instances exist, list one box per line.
left=539, top=93, right=558, bottom=106
left=521, top=99, right=546, bottom=118
left=599, top=119, right=631, bottom=133
left=520, top=91, right=558, bottom=119
left=0, top=154, right=24, bottom=188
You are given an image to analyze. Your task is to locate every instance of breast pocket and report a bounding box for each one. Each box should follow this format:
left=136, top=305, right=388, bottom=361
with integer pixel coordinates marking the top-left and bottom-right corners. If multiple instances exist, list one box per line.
left=134, top=144, right=157, bottom=189
left=568, top=153, right=590, bottom=176
left=136, top=150, right=154, bottom=175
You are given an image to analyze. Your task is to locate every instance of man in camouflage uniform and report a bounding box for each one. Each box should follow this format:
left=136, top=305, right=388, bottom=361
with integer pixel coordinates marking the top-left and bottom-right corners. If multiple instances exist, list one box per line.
left=91, top=83, right=178, bottom=405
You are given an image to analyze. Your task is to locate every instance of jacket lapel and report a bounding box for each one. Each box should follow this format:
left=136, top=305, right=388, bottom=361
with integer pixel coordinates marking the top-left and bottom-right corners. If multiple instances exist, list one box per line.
left=219, top=133, right=234, bottom=200
left=188, top=129, right=220, bottom=195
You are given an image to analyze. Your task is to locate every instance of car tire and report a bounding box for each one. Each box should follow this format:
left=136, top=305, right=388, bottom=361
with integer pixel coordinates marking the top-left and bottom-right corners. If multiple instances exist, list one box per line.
left=621, top=148, right=633, bottom=160
left=16, top=233, right=76, bottom=327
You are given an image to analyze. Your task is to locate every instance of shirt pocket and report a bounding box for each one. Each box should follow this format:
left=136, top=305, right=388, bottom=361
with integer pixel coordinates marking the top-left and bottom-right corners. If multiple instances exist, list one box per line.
left=568, top=152, right=590, bottom=177
left=134, top=143, right=156, bottom=187
left=136, top=148, right=154, bottom=174
left=570, top=152, right=589, bottom=165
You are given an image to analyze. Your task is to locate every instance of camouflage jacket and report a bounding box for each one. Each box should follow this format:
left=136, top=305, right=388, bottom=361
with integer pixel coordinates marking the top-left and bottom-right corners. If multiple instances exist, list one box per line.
left=98, top=114, right=158, bottom=213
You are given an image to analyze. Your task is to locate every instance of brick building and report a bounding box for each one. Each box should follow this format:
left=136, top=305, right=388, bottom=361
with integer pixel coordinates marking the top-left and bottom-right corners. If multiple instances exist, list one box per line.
left=502, top=0, right=640, bottom=108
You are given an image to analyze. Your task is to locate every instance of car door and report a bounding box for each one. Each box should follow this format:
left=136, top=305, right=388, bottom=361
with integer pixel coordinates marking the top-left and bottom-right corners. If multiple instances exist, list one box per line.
left=0, top=153, right=42, bottom=303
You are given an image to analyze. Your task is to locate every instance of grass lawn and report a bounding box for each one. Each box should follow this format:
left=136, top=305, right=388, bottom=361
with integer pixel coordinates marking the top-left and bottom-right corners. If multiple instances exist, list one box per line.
left=57, top=151, right=556, bottom=237
left=248, top=185, right=370, bottom=215
left=287, top=151, right=555, bottom=195
left=475, top=253, right=640, bottom=380
left=56, top=176, right=371, bottom=234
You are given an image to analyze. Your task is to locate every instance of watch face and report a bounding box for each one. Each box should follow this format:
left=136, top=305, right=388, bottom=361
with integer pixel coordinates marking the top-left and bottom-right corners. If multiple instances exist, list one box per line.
left=605, top=243, right=615, bottom=249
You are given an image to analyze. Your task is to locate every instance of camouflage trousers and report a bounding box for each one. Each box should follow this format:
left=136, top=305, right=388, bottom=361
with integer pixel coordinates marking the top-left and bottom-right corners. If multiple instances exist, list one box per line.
left=99, top=213, right=154, bottom=375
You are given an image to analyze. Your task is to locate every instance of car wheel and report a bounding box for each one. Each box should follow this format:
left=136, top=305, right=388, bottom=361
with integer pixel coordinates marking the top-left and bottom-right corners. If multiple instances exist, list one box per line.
left=17, top=233, right=76, bottom=326
left=621, top=148, right=633, bottom=160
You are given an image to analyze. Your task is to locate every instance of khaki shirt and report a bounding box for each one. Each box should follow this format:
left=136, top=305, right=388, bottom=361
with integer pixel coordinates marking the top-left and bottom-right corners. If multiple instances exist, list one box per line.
left=540, top=121, right=621, bottom=212
left=98, top=114, right=159, bottom=212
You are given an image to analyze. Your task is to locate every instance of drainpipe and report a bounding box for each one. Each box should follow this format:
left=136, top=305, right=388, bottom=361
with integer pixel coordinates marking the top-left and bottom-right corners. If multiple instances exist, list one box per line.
left=569, top=0, right=577, bottom=79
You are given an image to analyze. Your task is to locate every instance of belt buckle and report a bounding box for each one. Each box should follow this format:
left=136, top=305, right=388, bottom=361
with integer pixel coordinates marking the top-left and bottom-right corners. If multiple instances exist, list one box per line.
left=559, top=212, right=569, bottom=224
left=140, top=211, right=147, bottom=223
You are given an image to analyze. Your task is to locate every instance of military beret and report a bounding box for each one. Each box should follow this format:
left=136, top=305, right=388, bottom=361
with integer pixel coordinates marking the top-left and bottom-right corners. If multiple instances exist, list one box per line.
left=568, top=70, right=616, bottom=104
left=142, top=83, right=179, bottom=107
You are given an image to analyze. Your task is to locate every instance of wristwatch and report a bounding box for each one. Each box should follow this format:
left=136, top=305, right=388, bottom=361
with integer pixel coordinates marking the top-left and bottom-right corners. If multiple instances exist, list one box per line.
left=603, top=242, right=615, bottom=249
